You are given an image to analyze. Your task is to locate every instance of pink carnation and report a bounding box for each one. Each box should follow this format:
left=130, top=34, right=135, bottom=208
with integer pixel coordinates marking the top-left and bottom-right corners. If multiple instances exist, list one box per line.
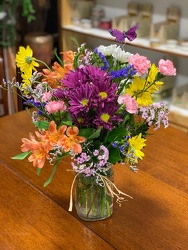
left=129, top=53, right=150, bottom=75
left=118, top=94, right=138, bottom=114
left=158, top=59, right=176, bottom=76
left=45, top=101, right=66, bottom=114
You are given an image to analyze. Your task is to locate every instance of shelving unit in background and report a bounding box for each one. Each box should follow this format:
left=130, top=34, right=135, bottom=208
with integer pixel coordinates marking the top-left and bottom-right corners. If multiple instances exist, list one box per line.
left=59, top=0, right=188, bottom=131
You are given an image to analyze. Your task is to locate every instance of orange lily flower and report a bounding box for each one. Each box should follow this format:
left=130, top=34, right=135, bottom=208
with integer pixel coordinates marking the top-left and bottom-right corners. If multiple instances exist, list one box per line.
left=58, top=126, right=86, bottom=154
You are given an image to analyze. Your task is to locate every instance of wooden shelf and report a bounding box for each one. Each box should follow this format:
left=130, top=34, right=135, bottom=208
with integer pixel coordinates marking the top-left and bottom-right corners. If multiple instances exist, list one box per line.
left=62, top=25, right=188, bottom=58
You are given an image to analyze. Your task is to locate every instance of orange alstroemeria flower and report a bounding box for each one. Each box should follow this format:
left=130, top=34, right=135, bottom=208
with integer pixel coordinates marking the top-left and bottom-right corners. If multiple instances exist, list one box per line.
left=43, top=121, right=67, bottom=145
left=42, top=58, right=74, bottom=88
left=27, top=141, right=51, bottom=168
left=42, top=68, right=60, bottom=88
left=61, top=50, right=74, bottom=63
left=58, top=126, right=86, bottom=154
left=21, top=133, right=52, bottom=169
left=21, top=132, right=37, bottom=152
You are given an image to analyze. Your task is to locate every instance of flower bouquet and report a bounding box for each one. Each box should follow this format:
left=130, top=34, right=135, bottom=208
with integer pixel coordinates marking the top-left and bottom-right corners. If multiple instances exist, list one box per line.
left=5, top=25, right=176, bottom=221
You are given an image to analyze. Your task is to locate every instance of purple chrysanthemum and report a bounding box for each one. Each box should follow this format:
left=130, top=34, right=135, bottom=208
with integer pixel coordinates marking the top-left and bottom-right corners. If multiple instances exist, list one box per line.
left=62, top=65, right=109, bottom=89
left=93, top=79, right=117, bottom=107
left=62, top=68, right=88, bottom=89
left=68, top=82, right=94, bottom=115
left=93, top=103, right=123, bottom=130
left=53, top=88, right=66, bottom=99
left=70, top=111, right=91, bottom=127
left=83, top=65, right=109, bottom=84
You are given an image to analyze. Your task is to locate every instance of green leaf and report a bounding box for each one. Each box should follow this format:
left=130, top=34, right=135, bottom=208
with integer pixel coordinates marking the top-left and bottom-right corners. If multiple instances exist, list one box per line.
left=59, top=112, right=73, bottom=126
left=79, top=127, right=102, bottom=140
left=78, top=128, right=95, bottom=138
left=87, top=127, right=102, bottom=140
left=33, top=120, right=49, bottom=130
left=37, top=168, right=42, bottom=176
left=106, top=127, right=128, bottom=143
left=61, top=121, right=72, bottom=126
left=54, top=47, right=64, bottom=67
left=11, top=151, right=31, bottom=160
left=43, top=158, right=61, bottom=187
left=108, top=147, right=121, bottom=164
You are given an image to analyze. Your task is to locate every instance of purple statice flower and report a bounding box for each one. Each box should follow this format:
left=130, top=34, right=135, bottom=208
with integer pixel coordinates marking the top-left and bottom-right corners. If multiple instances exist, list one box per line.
left=68, top=82, right=94, bottom=115
left=93, top=47, right=109, bottom=70
left=140, top=101, right=170, bottom=130
left=110, top=65, right=136, bottom=79
left=23, top=100, right=45, bottom=115
left=112, top=142, right=118, bottom=148
left=93, top=102, right=123, bottom=130
left=119, top=145, right=124, bottom=151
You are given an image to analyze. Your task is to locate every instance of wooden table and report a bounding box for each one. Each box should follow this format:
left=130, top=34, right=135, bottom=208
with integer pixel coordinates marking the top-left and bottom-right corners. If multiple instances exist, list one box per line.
left=0, top=110, right=188, bottom=250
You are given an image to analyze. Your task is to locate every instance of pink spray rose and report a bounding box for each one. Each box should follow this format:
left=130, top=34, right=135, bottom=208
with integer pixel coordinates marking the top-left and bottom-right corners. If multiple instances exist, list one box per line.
left=45, top=101, right=66, bottom=114
left=128, top=53, right=151, bottom=75
left=158, top=59, right=176, bottom=76
left=118, top=94, right=138, bottom=114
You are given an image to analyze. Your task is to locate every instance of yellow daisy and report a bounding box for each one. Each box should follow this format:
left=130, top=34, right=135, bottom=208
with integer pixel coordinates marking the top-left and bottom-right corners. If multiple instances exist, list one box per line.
left=128, top=133, right=146, bottom=160
left=21, top=69, right=32, bottom=94
left=147, top=64, right=163, bottom=92
left=147, top=63, right=158, bottom=83
left=16, top=46, right=39, bottom=73
left=126, top=77, right=153, bottom=106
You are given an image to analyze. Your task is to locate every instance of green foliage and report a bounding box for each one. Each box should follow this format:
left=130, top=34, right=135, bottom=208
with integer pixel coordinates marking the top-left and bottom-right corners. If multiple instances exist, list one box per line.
left=33, top=120, right=49, bottom=130
left=0, top=0, right=35, bottom=47
left=11, top=151, right=31, bottom=160
left=22, top=0, right=35, bottom=23
left=106, top=126, right=128, bottom=143
left=79, top=127, right=101, bottom=140
left=108, top=147, right=121, bottom=164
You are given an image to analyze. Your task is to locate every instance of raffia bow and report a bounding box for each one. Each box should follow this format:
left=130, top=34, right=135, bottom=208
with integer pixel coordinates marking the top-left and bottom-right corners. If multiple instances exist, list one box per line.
left=68, top=172, right=133, bottom=212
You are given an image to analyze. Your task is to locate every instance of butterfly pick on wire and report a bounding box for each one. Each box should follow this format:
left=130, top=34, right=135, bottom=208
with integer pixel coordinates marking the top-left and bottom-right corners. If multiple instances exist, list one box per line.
left=109, top=24, right=138, bottom=43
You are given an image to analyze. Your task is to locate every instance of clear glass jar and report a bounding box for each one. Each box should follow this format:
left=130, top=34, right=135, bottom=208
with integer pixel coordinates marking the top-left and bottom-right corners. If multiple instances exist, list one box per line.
left=75, top=167, right=113, bottom=221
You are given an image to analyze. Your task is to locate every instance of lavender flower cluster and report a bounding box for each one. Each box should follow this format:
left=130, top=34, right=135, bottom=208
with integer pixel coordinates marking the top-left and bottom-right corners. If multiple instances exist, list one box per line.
left=140, top=102, right=170, bottom=130
left=71, top=145, right=110, bottom=177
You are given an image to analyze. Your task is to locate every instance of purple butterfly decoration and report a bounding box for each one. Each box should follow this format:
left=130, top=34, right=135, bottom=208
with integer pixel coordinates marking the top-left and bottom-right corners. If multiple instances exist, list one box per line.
left=109, top=24, right=138, bottom=43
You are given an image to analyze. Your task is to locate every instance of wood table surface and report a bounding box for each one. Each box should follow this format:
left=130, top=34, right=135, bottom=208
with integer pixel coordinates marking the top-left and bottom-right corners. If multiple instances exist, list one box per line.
left=0, top=110, right=188, bottom=250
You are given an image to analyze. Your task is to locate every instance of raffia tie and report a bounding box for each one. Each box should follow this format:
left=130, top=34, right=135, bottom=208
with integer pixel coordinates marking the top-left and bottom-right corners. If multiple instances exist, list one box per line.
left=97, top=174, right=133, bottom=206
left=68, top=173, right=133, bottom=212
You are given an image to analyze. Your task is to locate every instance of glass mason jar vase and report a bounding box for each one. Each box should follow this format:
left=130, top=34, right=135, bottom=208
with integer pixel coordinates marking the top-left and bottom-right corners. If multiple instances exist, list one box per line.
left=75, top=167, right=114, bottom=221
